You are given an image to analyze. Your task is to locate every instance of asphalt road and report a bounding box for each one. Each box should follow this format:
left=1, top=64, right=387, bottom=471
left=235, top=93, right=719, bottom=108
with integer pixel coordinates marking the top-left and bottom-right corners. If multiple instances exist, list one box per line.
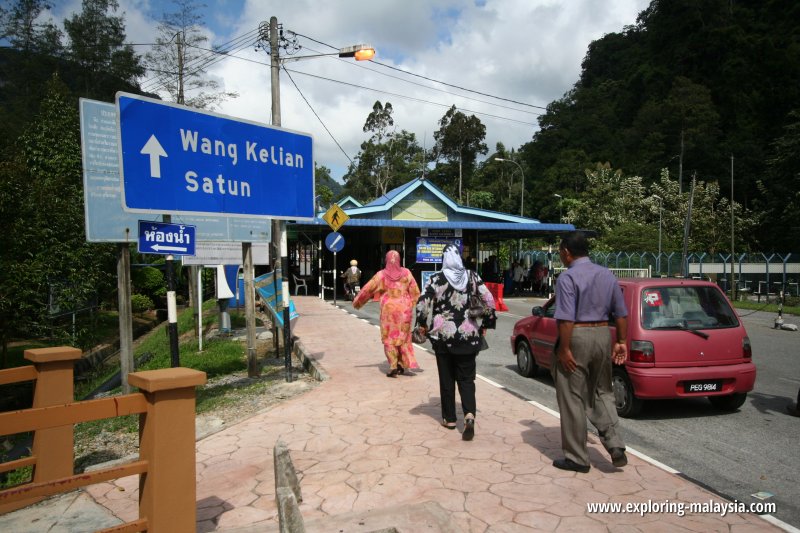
left=339, top=295, right=800, bottom=529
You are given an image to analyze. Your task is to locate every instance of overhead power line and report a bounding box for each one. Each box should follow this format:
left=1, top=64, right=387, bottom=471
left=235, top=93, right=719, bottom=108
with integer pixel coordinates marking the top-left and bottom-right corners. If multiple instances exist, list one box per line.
left=282, top=66, right=354, bottom=165
left=289, top=31, right=548, bottom=111
left=175, top=44, right=538, bottom=126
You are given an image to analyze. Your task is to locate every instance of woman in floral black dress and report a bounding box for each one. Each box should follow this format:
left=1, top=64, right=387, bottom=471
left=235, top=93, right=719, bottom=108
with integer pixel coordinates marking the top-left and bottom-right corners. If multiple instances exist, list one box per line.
left=415, top=245, right=496, bottom=440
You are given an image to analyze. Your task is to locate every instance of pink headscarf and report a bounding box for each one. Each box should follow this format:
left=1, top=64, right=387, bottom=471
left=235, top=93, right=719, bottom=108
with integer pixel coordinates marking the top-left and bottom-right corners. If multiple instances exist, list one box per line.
left=383, top=250, right=406, bottom=281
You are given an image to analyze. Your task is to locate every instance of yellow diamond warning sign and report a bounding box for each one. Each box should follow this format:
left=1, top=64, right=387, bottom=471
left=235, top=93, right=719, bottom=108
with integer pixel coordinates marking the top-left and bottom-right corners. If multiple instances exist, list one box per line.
left=322, top=204, right=349, bottom=232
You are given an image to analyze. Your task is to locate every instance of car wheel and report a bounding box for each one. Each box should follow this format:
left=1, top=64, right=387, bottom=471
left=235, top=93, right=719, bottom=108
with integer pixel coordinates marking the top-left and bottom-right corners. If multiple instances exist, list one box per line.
left=516, top=340, right=537, bottom=377
left=612, top=368, right=643, bottom=418
left=709, top=392, right=747, bottom=412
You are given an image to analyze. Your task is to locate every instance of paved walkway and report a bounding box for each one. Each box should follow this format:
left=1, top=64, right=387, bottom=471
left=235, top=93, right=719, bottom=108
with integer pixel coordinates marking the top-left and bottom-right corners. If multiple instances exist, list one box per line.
left=2, top=296, right=786, bottom=531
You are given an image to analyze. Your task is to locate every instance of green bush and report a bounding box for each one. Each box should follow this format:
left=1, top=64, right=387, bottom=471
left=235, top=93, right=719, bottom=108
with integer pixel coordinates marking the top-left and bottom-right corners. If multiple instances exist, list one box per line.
left=132, top=266, right=164, bottom=298
left=131, top=294, right=154, bottom=313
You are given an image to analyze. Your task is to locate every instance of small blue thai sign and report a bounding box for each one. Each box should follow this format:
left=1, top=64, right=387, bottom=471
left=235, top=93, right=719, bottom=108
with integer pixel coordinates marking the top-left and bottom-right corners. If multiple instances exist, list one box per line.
left=138, top=220, right=196, bottom=256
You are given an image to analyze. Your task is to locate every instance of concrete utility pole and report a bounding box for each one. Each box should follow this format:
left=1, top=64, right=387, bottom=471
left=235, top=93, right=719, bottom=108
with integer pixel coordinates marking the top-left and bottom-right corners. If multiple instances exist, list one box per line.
left=267, top=16, right=294, bottom=382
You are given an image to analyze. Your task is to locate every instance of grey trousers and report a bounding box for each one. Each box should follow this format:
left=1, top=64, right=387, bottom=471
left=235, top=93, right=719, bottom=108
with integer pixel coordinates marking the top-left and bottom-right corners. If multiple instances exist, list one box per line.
left=553, top=326, right=625, bottom=467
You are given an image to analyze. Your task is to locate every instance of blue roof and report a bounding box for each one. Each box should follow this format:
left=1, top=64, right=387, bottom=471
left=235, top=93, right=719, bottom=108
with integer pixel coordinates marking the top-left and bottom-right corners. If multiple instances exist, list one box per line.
left=296, top=217, right=573, bottom=232
left=298, top=177, right=576, bottom=237
left=346, top=178, right=539, bottom=224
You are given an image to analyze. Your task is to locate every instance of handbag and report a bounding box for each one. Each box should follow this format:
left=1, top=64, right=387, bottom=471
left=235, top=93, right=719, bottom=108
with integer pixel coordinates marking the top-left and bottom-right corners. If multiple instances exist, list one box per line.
left=479, top=335, right=489, bottom=351
left=412, top=327, right=427, bottom=344
left=467, top=272, right=489, bottom=319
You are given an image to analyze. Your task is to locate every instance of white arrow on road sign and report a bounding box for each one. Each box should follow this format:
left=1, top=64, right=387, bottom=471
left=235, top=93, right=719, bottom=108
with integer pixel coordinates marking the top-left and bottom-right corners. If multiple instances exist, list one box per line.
left=140, top=134, right=168, bottom=178
left=152, top=243, right=188, bottom=253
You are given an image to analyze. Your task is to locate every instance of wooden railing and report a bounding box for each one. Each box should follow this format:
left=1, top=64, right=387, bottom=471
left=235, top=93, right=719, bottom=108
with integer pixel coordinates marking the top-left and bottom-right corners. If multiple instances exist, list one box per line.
left=0, top=347, right=206, bottom=532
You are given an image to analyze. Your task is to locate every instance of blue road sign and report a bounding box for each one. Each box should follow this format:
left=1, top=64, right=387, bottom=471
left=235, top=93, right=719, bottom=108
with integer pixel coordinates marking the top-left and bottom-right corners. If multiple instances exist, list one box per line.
left=138, top=220, right=196, bottom=256
left=117, top=92, right=314, bottom=219
left=325, top=232, right=345, bottom=253
left=80, top=99, right=272, bottom=243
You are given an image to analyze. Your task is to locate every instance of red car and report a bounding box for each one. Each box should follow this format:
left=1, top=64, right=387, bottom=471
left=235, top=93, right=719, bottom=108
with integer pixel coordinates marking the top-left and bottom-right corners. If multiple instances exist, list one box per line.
left=510, top=278, right=756, bottom=417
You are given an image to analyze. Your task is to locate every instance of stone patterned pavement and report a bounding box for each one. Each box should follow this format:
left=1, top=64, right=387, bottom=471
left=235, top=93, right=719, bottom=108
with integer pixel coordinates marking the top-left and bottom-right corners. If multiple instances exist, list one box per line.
left=84, top=296, right=781, bottom=532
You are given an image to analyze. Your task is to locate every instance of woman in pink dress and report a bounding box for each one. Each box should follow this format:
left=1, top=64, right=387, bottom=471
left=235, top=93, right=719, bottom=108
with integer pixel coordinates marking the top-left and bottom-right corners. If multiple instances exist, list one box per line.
left=353, top=250, right=421, bottom=377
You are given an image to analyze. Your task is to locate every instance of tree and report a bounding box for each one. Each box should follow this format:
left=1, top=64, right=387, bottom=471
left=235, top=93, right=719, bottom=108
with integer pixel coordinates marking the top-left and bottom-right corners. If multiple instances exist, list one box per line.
left=314, top=164, right=339, bottom=209
left=630, top=77, right=721, bottom=193
left=433, top=105, right=487, bottom=203
left=568, top=166, right=759, bottom=254
left=0, top=0, right=64, bottom=149
left=358, top=101, right=396, bottom=198
left=63, top=0, right=144, bottom=99
left=756, top=109, right=800, bottom=250
left=343, top=101, right=424, bottom=201
left=144, top=0, right=237, bottom=109
left=0, top=0, right=62, bottom=54
left=0, top=76, right=117, bottom=364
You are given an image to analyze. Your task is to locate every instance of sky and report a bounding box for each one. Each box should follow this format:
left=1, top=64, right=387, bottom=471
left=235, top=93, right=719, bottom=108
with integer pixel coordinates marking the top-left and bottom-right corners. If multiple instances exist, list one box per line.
left=43, top=0, right=651, bottom=183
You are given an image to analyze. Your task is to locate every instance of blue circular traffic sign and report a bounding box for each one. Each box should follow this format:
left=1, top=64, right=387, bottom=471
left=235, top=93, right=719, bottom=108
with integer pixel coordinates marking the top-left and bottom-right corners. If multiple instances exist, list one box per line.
left=325, top=232, right=345, bottom=253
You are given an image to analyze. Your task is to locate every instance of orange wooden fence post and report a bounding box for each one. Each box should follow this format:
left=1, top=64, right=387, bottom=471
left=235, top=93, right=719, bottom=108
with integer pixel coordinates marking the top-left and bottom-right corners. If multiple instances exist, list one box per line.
left=129, top=368, right=206, bottom=533
left=26, top=347, right=82, bottom=484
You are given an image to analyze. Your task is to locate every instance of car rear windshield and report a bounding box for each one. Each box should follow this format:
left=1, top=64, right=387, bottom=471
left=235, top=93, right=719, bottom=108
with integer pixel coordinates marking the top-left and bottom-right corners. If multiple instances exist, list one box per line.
left=640, top=286, right=740, bottom=329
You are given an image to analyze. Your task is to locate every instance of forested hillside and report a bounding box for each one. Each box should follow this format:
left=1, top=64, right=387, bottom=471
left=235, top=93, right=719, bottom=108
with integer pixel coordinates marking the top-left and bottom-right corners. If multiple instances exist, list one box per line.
left=514, top=0, right=800, bottom=250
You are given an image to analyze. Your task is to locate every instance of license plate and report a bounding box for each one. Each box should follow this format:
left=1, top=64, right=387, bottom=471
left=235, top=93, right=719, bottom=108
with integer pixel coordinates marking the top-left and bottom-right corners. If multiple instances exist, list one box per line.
left=684, top=381, right=721, bottom=393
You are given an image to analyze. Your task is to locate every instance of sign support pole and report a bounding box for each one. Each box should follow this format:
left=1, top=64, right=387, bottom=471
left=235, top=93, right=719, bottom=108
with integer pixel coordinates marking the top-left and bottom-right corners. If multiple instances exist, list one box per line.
left=166, top=253, right=180, bottom=367
left=198, top=267, right=203, bottom=352
left=161, top=214, right=180, bottom=367
left=244, top=243, right=258, bottom=376
left=117, top=243, right=133, bottom=394
left=333, top=252, right=337, bottom=306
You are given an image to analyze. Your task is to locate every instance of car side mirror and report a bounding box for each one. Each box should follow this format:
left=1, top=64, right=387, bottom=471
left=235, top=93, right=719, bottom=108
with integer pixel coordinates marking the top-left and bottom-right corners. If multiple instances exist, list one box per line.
left=532, top=306, right=544, bottom=317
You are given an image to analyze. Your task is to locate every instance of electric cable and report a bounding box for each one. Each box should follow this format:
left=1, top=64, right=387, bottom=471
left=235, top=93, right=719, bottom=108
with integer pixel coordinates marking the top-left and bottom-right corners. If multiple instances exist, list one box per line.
left=289, top=31, right=548, bottom=111
left=282, top=66, right=354, bottom=165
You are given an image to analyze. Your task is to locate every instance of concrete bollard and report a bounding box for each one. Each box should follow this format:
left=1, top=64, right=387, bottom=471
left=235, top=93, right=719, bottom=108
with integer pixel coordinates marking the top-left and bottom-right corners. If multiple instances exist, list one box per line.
left=273, top=439, right=302, bottom=503
left=276, top=486, right=306, bottom=533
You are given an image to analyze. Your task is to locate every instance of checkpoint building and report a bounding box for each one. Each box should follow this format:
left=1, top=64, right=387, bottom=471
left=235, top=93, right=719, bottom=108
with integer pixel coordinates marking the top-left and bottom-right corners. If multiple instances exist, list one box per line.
left=287, top=177, right=574, bottom=295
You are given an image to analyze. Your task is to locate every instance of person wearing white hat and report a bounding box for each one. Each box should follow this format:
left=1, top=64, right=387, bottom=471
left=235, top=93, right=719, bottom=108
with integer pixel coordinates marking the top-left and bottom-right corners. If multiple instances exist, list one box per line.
left=341, top=259, right=361, bottom=301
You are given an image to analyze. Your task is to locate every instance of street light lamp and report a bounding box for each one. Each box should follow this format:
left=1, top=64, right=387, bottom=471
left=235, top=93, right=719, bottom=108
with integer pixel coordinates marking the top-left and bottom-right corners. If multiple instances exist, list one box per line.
left=553, top=194, right=562, bottom=222
left=653, top=194, right=662, bottom=274
left=495, top=157, right=524, bottom=217
left=281, top=43, right=376, bottom=63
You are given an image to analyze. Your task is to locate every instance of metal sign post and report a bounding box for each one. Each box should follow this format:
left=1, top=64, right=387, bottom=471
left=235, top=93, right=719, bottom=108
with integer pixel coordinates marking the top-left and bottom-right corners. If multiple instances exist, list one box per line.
left=325, top=232, right=345, bottom=306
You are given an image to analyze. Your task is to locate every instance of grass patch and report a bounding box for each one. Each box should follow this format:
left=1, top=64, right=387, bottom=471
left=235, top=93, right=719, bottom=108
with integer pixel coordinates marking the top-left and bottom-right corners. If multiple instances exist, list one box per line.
left=74, top=301, right=264, bottom=441
left=733, top=300, right=800, bottom=316
left=3, top=342, right=50, bottom=369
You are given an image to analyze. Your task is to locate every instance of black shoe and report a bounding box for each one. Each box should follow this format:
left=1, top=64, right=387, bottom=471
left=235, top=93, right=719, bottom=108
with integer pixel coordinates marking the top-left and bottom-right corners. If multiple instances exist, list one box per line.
left=609, top=447, right=627, bottom=467
left=397, top=365, right=404, bottom=375
left=386, top=368, right=398, bottom=378
left=787, top=403, right=800, bottom=417
left=462, top=417, right=475, bottom=441
left=552, top=458, right=590, bottom=473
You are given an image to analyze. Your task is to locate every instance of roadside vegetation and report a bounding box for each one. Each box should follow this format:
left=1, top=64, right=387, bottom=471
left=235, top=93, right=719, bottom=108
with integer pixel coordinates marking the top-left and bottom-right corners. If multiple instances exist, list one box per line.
left=1, top=302, right=314, bottom=488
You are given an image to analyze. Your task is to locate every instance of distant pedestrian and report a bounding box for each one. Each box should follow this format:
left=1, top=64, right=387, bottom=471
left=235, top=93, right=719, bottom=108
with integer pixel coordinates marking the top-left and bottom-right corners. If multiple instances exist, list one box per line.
left=415, top=244, right=496, bottom=440
left=340, top=259, right=361, bottom=301
left=512, top=261, right=526, bottom=295
left=530, top=261, right=545, bottom=295
left=353, top=250, right=420, bottom=377
left=552, top=231, right=629, bottom=473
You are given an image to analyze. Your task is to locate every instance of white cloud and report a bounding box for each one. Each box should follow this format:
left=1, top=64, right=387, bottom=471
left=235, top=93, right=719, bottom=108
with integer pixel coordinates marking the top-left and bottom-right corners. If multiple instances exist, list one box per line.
left=52, top=0, right=649, bottom=181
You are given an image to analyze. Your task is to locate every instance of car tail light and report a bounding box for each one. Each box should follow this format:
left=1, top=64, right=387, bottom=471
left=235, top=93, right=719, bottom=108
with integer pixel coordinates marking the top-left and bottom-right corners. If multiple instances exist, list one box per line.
left=743, top=336, right=752, bottom=359
left=629, top=340, right=654, bottom=363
